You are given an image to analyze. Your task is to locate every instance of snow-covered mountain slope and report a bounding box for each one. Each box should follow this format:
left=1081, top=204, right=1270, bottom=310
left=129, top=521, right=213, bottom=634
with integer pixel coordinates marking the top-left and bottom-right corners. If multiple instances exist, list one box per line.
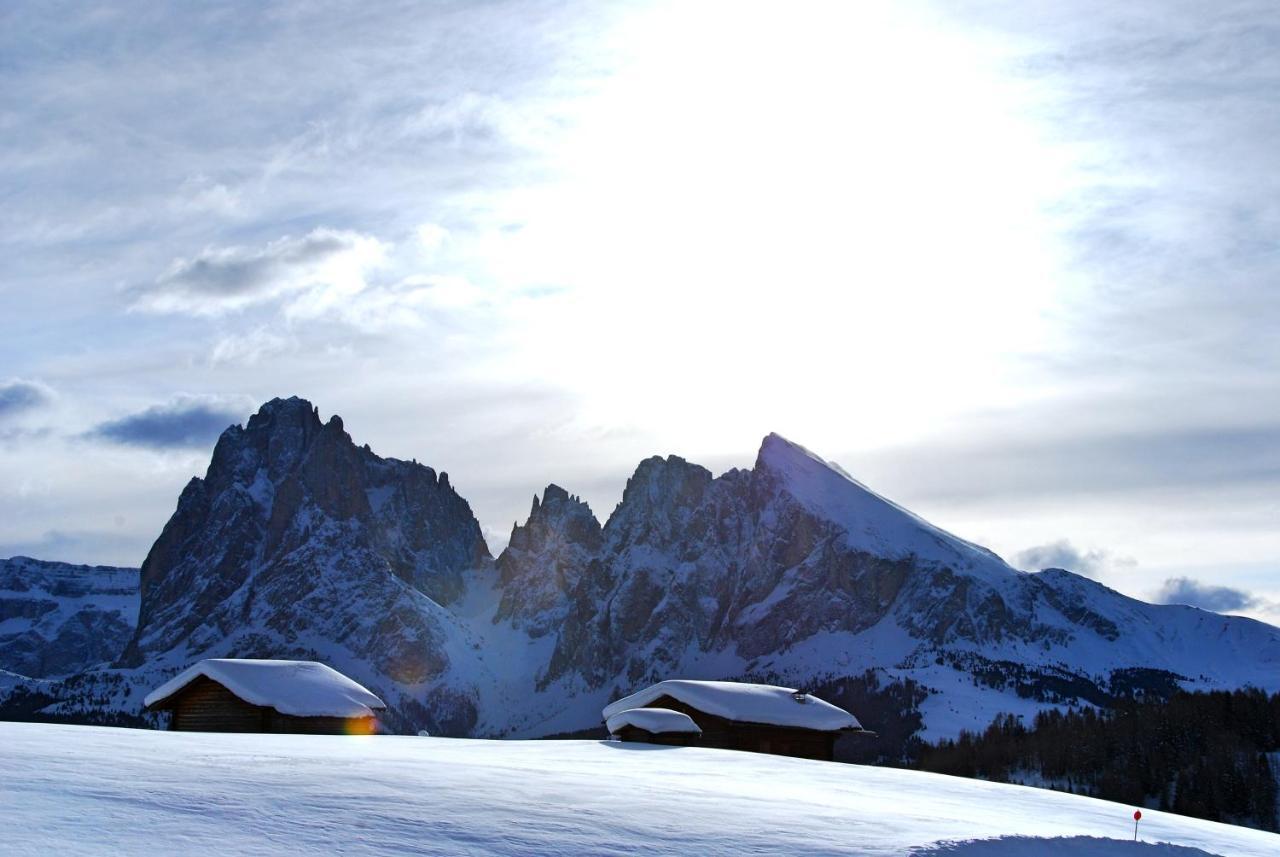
left=3, top=399, right=1278, bottom=745
left=497, top=433, right=1280, bottom=737
left=0, top=557, right=138, bottom=677
left=4, top=722, right=1276, bottom=856
left=757, top=433, right=1010, bottom=582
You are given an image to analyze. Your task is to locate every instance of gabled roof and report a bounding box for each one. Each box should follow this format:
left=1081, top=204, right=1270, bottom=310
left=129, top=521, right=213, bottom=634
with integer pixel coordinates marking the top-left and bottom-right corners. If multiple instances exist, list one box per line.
left=144, top=659, right=386, bottom=718
left=606, top=707, right=702, bottom=735
left=602, top=680, right=861, bottom=732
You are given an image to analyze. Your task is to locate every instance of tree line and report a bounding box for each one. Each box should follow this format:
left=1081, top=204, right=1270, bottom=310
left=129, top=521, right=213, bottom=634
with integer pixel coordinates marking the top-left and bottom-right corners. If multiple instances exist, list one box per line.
left=914, top=689, right=1280, bottom=831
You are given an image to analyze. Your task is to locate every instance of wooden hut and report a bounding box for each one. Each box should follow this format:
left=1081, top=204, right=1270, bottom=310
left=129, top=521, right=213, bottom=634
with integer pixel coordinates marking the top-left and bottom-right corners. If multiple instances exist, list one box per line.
left=606, top=707, right=702, bottom=746
left=144, top=658, right=386, bottom=735
left=602, top=679, right=866, bottom=761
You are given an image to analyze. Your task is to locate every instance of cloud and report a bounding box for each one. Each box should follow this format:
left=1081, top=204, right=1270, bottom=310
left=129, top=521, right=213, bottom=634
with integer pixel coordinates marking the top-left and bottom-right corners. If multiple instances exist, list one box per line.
left=135, top=228, right=386, bottom=315
left=1154, top=577, right=1264, bottom=614
left=857, top=419, right=1280, bottom=505
left=170, top=174, right=241, bottom=216
left=0, top=528, right=149, bottom=568
left=402, top=92, right=561, bottom=151
left=134, top=227, right=470, bottom=332
left=1015, top=539, right=1133, bottom=578
left=86, top=396, right=250, bottom=450
left=208, top=327, right=295, bottom=367
left=416, top=223, right=449, bottom=253
left=0, top=379, right=54, bottom=419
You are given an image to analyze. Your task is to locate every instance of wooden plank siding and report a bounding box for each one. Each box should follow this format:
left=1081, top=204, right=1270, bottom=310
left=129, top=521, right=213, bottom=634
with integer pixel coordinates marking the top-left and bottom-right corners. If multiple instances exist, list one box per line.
left=162, top=675, right=374, bottom=735
left=169, top=676, right=265, bottom=733
left=612, top=725, right=699, bottom=746
left=641, top=694, right=839, bottom=761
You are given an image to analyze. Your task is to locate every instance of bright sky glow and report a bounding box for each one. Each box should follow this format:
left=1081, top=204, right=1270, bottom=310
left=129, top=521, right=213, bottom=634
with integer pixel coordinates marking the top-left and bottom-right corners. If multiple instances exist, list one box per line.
left=1, top=0, right=1277, bottom=620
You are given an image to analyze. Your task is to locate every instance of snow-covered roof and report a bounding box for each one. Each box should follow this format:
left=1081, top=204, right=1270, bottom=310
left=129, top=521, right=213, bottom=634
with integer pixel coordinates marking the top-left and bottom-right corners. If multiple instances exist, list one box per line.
left=144, top=659, right=386, bottom=718
left=602, top=680, right=861, bottom=732
left=606, top=707, right=702, bottom=735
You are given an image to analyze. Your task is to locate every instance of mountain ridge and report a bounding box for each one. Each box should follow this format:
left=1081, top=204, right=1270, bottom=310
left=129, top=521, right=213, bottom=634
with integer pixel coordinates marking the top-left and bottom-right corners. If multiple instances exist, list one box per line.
left=2, top=396, right=1277, bottom=745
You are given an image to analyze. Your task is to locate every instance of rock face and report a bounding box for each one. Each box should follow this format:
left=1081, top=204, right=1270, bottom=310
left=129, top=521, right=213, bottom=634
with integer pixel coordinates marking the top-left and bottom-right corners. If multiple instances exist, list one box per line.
left=493, top=433, right=1280, bottom=737
left=495, top=485, right=602, bottom=638
left=117, top=397, right=492, bottom=733
left=0, top=557, right=139, bottom=678
left=4, top=403, right=1280, bottom=742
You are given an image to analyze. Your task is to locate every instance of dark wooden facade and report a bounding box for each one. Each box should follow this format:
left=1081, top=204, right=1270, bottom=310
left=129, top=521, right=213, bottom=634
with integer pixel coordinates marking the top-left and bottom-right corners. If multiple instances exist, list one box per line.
left=638, top=694, right=840, bottom=761
left=611, top=724, right=700, bottom=746
left=153, top=675, right=376, bottom=735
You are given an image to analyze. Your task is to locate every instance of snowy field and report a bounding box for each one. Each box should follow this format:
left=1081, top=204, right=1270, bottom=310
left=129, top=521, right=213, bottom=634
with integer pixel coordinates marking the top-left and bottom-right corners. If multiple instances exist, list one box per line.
left=2, top=723, right=1277, bottom=856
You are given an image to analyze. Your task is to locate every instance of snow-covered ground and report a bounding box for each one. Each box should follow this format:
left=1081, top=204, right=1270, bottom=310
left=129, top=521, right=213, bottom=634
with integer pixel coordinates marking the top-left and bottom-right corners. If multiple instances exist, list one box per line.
left=3, top=723, right=1276, bottom=856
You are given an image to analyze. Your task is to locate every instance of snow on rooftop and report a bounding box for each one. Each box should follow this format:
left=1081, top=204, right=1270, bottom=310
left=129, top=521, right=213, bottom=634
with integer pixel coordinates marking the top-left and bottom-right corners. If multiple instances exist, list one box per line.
left=606, top=707, right=702, bottom=735
left=144, top=659, right=385, bottom=718
left=602, top=680, right=861, bottom=731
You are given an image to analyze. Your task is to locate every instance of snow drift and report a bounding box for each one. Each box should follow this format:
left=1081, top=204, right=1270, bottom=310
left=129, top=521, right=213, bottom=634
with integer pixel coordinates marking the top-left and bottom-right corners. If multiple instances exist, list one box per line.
left=3, top=722, right=1276, bottom=856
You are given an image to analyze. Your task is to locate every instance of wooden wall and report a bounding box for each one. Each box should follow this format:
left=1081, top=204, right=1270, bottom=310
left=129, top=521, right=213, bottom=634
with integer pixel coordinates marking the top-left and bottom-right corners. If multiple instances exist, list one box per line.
left=613, top=725, right=699, bottom=746
left=643, top=694, right=838, bottom=761
left=163, top=676, right=374, bottom=735
left=169, top=676, right=265, bottom=732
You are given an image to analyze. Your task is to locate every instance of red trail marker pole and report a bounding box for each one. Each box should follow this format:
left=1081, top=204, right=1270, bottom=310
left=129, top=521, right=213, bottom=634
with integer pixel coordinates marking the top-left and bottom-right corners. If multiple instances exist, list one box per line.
left=1133, top=809, right=1142, bottom=841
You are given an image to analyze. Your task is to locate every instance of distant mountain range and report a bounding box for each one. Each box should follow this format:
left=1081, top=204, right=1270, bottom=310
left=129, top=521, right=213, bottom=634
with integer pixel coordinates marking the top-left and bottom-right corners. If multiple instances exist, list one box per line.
left=3, top=396, right=1278, bottom=743
left=0, top=557, right=138, bottom=678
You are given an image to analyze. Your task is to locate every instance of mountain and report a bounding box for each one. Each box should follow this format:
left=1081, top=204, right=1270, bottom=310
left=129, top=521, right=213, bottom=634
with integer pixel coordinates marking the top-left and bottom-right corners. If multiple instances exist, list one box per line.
left=109, top=396, right=495, bottom=733
left=0, top=557, right=139, bottom=678
left=497, top=433, right=1280, bottom=738
left=3, top=399, right=1279, bottom=744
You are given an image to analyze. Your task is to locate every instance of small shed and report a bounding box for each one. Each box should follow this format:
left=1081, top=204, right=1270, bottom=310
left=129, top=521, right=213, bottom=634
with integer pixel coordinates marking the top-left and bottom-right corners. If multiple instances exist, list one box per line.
left=144, top=658, right=386, bottom=735
left=606, top=707, right=702, bottom=746
left=602, top=679, right=866, bottom=761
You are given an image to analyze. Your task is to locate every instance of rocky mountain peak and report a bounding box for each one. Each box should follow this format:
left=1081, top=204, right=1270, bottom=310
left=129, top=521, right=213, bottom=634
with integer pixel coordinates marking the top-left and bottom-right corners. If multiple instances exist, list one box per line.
left=122, top=397, right=492, bottom=723
left=752, top=431, right=1009, bottom=580
left=511, top=484, right=600, bottom=547
left=606, top=454, right=714, bottom=538
left=756, top=431, right=824, bottom=467
left=540, top=483, right=571, bottom=507
left=753, top=431, right=863, bottom=496
left=247, top=394, right=320, bottom=426
left=495, top=484, right=602, bottom=638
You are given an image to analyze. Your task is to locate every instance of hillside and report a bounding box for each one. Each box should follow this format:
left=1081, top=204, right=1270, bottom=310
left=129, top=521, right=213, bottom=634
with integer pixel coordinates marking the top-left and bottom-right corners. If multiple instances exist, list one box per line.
left=3, top=722, right=1277, bottom=856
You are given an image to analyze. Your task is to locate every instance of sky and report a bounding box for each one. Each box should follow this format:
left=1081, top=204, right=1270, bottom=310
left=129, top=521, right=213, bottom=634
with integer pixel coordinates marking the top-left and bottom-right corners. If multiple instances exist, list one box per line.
left=2, top=0, right=1277, bottom=622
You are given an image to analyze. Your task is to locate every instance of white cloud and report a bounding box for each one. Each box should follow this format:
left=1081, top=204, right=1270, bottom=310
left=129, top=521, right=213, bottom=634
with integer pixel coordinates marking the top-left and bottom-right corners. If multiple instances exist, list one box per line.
left=135, top=228, right=387, bottom=316
left=1153, top=577, right=1271, bottom=616
left=209, top=327, right=295, bottom=367
left=401, top=91, right=561, bottom=151
left=171, top=174, right=242, bottom=217
left=0, top=379, right=55, bottom=420
left=416, top=223, right=449, bottom=254
left=1015, top=539, right=1134, bottom=578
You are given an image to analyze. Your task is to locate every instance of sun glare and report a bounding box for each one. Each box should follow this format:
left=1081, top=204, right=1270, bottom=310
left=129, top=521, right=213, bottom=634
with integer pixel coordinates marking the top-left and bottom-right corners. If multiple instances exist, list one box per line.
left=474, top=1, right=1076, bottom=454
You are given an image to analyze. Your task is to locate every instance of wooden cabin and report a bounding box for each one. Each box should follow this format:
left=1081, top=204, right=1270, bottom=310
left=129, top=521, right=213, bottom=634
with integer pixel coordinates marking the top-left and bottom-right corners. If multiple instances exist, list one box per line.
left=605, top=707, right=702, bottom=746
left=144, top=658, right=386, bottom=735
left=602, top=679, right=866, bottom=761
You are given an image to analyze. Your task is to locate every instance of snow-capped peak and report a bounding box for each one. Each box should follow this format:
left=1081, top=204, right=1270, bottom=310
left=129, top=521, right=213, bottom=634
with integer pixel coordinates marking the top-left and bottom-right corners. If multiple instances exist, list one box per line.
left=755, top=433, right=1012, bottom=581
